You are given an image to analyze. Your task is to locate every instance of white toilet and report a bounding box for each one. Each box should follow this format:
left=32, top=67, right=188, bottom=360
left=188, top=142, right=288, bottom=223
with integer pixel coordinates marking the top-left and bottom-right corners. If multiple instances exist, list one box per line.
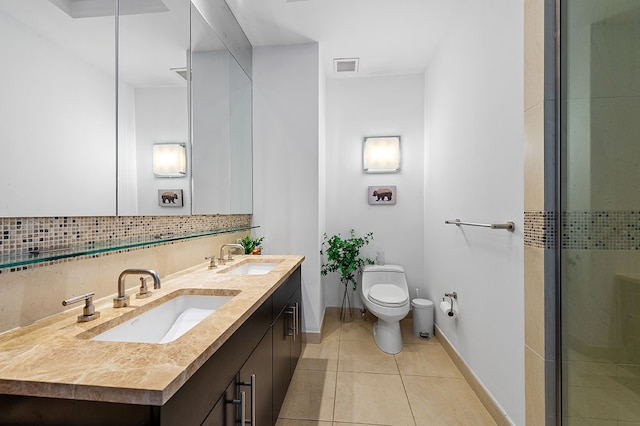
left=361, top=264, right=410, bottom=354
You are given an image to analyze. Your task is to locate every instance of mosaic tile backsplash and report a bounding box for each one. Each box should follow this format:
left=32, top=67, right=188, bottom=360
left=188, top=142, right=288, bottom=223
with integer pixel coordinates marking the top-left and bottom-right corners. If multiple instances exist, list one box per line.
left=0, top=214, right=251, bottom=272
left=525, top=211, right=640, bottom=250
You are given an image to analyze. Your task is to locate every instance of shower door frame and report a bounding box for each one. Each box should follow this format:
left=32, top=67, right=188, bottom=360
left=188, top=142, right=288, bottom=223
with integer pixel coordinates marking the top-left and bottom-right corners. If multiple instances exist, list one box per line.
left=554, top=0, right=562, bottom=424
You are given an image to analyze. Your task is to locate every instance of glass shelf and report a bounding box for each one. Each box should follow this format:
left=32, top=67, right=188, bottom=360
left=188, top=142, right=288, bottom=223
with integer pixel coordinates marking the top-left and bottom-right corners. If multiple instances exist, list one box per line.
left=0, top=226, right=258, bottom=270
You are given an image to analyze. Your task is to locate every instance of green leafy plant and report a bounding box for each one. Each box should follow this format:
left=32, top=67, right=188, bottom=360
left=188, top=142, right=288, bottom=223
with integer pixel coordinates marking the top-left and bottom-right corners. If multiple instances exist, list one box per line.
left=320, top=229, right=374, bottom=291
left=240, top=235, right=264, bottom=254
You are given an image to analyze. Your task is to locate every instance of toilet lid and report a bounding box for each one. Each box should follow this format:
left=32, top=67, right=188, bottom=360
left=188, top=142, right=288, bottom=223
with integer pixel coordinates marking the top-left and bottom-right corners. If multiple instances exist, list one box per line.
left=368, top=284, right=408, bottom=307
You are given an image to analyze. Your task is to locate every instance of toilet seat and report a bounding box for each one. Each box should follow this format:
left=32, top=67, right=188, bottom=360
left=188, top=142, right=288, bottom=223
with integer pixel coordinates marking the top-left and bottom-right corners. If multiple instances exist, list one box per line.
left=368, top=284, right=408, bottom=307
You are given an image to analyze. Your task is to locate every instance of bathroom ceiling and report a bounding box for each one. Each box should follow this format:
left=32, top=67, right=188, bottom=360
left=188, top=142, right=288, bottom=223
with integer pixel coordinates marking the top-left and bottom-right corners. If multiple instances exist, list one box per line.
left=225, top=0, right=470, bottom=77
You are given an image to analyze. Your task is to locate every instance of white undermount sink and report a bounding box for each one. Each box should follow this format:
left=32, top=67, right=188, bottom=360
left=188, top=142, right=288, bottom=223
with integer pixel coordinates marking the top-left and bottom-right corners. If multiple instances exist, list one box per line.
left=221, top=262, right=279, bottom=275
left=92, top=293, right=234, bottom=344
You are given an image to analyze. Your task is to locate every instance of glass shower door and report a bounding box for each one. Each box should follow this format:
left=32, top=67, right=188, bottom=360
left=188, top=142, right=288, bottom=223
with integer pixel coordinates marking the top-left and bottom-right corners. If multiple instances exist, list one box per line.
left=561, top=1, right=640, bottom=424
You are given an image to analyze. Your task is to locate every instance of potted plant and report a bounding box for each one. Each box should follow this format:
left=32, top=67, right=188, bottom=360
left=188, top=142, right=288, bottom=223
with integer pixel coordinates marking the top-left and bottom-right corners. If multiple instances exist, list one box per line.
left=240, top=235, right=264, bottom=255
left=320, top=229, right=374, bottom=322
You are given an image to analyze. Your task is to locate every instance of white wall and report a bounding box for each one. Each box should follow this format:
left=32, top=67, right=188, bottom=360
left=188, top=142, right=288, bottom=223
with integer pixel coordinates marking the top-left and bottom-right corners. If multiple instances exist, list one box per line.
left=324, top=75, right=425, bottom=308
left=318, top=46, right=327, bottom=320
left=252, top=43, right=323, bottom=334
left=424, top=1, right=524, bottom=424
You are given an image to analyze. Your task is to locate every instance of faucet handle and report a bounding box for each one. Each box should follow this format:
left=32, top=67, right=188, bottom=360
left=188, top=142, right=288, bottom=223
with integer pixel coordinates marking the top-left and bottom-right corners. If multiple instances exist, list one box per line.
left=205, top=255, right=217, bottom=269
left=62, top=292, right=100, bottom=323
left=136, top=276, right=152, bottom=299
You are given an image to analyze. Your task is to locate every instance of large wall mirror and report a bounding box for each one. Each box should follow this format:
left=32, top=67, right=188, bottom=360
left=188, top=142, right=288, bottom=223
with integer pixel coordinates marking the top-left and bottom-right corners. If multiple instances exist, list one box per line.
left=0, top=0, right=117, bottom=217
left=0, top=0, right=252, bottom=217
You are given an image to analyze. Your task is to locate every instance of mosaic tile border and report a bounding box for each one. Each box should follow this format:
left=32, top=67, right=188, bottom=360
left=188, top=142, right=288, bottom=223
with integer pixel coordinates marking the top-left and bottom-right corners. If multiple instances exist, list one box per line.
left=525, top=211, right=640, bottom=250
left=0, top=214, right=251, bottom=274
left=524, top=211, right=557, bottom=249
left=560, top=211, right=640, bottom=250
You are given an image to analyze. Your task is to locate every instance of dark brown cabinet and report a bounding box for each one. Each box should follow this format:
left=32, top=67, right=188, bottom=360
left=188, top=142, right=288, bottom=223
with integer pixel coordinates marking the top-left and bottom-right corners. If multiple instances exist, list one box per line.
left=202, top=380, right=237, bottom=426
left=240, top=327, right=273, bottom=426
left=203, top=328, right=273, bottom=426
left=272, top=268, right=302, bottom=420
left=0, top=266, right=302, bottom=426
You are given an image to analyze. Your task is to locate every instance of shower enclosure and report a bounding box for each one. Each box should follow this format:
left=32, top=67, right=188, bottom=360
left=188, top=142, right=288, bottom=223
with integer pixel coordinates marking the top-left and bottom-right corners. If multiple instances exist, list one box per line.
left=560, top=0, right=640, bottom=423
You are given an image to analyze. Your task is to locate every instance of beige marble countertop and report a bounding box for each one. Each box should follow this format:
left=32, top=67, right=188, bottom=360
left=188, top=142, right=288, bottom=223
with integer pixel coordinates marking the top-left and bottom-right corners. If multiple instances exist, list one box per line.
left=0, top=255, right=304, bottom=406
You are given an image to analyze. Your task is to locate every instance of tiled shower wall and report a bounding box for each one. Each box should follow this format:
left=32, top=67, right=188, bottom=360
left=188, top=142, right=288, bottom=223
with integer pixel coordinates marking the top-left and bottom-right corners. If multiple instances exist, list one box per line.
left=560, top=3, right=640, bottom=423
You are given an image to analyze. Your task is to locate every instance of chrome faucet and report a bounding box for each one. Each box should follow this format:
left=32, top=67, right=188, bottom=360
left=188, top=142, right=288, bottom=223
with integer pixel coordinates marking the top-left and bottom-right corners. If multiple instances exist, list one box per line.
left=114, top=269, right=161, bottom=308
left=218, top=243, right=244, bottom=265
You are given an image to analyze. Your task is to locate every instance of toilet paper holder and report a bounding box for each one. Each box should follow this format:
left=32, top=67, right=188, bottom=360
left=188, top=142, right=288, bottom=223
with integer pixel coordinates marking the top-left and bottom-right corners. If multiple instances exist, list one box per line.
left=444, top=292, right=457, bottom=301
left=443, top=292, right=457, bottom=316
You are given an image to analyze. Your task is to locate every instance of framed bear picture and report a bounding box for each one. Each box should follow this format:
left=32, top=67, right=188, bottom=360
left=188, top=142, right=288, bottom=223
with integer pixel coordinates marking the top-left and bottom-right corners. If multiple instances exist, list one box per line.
left=368, top=186, right=396, bottom=205
left=158, top=189, right=184, bottom=207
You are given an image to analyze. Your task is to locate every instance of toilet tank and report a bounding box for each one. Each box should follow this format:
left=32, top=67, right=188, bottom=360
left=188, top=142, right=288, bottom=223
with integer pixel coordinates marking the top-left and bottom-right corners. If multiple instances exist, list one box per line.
left=362, top=264, right=407, bottom=291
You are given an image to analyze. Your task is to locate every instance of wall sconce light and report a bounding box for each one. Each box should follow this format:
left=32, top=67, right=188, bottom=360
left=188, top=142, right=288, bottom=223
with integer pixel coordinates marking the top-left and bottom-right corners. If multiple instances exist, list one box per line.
left=152, top=143, right=187, bottom=177
left=363, top=136, right=401, bottom=173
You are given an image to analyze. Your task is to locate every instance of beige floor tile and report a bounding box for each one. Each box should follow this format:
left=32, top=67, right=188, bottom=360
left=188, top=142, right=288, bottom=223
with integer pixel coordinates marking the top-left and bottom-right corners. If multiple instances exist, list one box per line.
left=400, top=319, right=438, bottom=345
left=333, top=423, right=385, bottom=426
left=334, top=371, right=415, bottom=425
left=297, top=340, right=340, bottom=372
left=340, top=316, right=376, bottom=342
left=275, top=420, right=332, bottom=426
left=402, top=375, right=495, bottom=426
left=279, top=369, right=337, bottom=422
left=322, top=313, right=341, bottom=341
left=396, top=343, right=462, bottom=378
left=338, top=340, right=399, bottom=374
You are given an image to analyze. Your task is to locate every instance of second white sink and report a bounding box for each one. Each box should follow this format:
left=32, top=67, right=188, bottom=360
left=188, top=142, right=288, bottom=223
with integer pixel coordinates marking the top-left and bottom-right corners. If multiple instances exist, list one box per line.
left=92, top=294, right=234, bottom=344
left=223, top=263, right=279, bottom=275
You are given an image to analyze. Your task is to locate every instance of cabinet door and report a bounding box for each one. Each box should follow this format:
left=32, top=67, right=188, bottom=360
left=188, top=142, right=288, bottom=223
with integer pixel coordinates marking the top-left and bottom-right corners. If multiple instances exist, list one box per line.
left=290, top=287, right=302, bottom=376
left=202, top=379, right=239, bottom=426
left=239, top=328, right=273, bottom=426
left=272, top=308, right=291, bottom=421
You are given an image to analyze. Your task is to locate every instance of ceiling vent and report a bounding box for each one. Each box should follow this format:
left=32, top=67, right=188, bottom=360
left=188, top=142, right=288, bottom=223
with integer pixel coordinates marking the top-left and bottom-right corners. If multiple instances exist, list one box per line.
left=333, top=58, right=359, bottom=73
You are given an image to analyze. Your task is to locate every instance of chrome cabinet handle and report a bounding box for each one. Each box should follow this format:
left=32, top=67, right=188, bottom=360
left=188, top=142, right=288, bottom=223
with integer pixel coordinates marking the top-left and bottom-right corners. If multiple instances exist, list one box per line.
left=240, top=391, right=246, bottom=425
left=239, top=374, right=256, bottom=425
left=285, top=306, right=295, bottom=338
left=295, top=302, right=299, bottom=336
left=227, top=390, right=246, bottom=425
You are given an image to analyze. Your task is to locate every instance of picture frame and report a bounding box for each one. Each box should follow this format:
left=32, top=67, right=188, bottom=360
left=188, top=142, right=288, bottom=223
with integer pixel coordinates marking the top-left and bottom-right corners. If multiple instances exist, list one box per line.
left=368, top=186, right=396, bottom=205
left=158, top=189, right=183, bottom=207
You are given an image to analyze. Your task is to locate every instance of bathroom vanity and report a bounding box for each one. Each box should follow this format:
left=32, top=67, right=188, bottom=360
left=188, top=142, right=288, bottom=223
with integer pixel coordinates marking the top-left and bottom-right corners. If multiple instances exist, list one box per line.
left=0, top=255, right=303, bottom=425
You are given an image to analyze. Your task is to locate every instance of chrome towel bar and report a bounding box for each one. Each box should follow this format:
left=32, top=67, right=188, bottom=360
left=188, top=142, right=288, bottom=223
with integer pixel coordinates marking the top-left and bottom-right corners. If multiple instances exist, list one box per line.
left=445, top=219, right=514, bottom=232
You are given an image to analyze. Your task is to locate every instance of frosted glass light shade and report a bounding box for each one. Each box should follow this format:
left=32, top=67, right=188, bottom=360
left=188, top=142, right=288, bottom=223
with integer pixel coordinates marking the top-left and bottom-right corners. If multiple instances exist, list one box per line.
left=363, top=136, right=401, bottom=173
left=153, top=143, right=186, bottom=177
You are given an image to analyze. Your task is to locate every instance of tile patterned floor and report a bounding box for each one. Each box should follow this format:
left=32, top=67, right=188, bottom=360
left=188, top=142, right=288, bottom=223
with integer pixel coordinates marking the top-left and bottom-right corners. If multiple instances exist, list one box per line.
left=276, top=313, right=496, bottom=426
